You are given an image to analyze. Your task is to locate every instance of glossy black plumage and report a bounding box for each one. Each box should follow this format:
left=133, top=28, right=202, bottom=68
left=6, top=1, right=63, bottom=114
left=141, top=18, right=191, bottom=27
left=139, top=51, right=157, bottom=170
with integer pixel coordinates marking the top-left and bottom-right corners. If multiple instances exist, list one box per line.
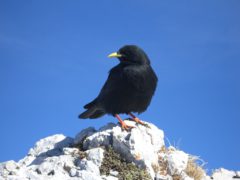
left=79, top=45, right=158, bottom=119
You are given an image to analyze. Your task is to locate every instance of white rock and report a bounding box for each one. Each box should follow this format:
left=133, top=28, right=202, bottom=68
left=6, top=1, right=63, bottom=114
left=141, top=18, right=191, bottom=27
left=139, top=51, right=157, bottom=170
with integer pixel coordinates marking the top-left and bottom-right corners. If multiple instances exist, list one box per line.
left=101, top=175, right=119, bottom=180
left=28, top=134, right=74, bottom=157
left=109, top=170, right=119, bottom=177
left=35, top=157, right=60, bottom=176
left=18, top=155, right=36, bottom=167
left=4, top=175, right=23, bottom=180
left=0, top=120, right=239, bottom=180
left=112, top=120, right=164, bottom=178
left=63, top=156, right=76, bottom=171
left=182, top=176, right=194, bottom=180
left=69, top=168, right=77, bottom=177
left=83, top=127, right=113, bottom=149
left=63, top=147, right=80, bottom=156
left=86, top=147, right=104, bottom=167
left=4, top=161, right=18, bottom=172
left=166, top=149, right=189, bottom=175
left=74, top=127, right=96, bottom=145
left=77, top=159, right=100, bottom=175
left=0, top=160, right=20, bottom=178
left=24, top=171, right=40, bottom=180
left=210, top=168, right=237, bottom=180
left=155, top=174, right=173, bottom=180
left=180, top=171, right=194, bottom=180
left=76, top=170, right=102, bottom=180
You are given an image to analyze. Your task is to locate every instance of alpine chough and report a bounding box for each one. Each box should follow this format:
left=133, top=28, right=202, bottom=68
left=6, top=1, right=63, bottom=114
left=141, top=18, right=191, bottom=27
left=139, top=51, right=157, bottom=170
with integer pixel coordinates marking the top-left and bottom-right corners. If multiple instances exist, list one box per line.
left=79, top=45, right=158, bottom=130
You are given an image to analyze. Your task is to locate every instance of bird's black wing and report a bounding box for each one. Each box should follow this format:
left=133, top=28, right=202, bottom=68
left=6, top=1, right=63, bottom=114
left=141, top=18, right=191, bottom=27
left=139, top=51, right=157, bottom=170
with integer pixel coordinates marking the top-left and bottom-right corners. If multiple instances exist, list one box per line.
left=79, top=65, right=122, bottom=119
left=97, top=65, right=124, bottom=101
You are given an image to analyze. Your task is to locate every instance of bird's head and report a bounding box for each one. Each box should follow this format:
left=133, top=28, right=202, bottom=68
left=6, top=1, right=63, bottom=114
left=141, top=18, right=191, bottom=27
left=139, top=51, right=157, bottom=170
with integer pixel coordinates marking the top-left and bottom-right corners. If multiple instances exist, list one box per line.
left=108, top=45, right=150, bottom=65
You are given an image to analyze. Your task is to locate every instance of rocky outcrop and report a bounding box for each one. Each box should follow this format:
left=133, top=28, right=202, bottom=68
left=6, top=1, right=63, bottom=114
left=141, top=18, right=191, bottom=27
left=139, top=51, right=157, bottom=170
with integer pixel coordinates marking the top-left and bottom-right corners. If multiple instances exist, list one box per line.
left=0, top=120, right=239, bottom=180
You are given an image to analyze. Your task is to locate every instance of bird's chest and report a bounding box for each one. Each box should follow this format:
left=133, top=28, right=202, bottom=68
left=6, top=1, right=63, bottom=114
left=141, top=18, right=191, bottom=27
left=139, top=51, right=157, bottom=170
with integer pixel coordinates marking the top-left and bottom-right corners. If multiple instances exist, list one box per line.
left=122, top=67, right=149, bottom=90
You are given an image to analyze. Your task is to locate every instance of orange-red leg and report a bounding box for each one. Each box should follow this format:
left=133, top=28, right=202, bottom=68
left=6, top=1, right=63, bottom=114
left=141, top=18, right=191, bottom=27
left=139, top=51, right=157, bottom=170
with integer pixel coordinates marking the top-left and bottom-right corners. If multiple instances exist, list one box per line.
left=128, top=113, right=150, bottom=128
left=115, top=114, right=134, bottom=131
left=128, top=113, right=146, bottom=125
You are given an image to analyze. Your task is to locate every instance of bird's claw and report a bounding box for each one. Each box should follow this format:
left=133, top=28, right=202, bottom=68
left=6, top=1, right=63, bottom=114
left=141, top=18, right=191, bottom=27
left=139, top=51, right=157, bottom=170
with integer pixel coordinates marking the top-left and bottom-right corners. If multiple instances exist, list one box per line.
left=128, top=117, right=151, bottom=128
left=120, top=122, right=135, bottom=131
left=140, top=123, right=151, bottom=128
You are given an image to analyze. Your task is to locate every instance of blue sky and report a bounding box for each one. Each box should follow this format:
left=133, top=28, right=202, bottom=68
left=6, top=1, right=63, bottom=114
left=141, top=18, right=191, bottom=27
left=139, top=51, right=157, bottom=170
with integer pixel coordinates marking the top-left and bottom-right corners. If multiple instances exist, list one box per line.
left=1, top=0, right=239, bottom=172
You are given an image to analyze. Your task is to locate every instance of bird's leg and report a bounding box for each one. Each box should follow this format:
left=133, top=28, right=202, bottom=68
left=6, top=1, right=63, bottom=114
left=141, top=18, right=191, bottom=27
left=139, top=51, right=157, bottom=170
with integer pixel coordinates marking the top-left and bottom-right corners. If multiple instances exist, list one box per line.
left=128, top=113, right=145, bottom=125
left=115, top=114, right=134, bottom=131
left=128, top=113, right=149, bottom=127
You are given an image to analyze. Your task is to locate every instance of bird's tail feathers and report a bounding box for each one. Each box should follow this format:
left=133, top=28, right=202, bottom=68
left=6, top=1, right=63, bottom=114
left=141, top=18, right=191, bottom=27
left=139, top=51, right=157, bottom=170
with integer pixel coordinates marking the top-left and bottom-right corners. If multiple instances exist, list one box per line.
left=83, top=99, right=97, bottom=109
left=89, top=110, right=105, bottom=119
left=79, top=107, right=105, bottom=119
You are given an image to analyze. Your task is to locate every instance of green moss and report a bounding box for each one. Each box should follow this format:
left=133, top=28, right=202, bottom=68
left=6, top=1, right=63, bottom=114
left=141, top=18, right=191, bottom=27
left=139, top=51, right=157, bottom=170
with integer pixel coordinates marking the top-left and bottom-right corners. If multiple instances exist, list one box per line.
left=100, top=147, right=151, bottom=180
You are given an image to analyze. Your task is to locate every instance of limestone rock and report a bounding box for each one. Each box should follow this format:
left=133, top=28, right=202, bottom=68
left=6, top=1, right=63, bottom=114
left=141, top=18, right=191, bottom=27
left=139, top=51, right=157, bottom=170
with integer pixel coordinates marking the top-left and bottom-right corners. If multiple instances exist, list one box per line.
left=0, top=120, right=238, bottom=180
left=74, top=127, right=97, bottom=145
left=210, top=168, right=239, bottom=180
left=165, top=147, right=189, bottom=175
left=86, top=147, right=105, bottom=167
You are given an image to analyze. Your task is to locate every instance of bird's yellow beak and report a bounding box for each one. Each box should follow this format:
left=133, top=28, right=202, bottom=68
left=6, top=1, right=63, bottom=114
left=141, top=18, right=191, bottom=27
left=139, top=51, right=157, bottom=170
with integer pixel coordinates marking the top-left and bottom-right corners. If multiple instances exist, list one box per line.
left=108, top=52, right=122, bottom=58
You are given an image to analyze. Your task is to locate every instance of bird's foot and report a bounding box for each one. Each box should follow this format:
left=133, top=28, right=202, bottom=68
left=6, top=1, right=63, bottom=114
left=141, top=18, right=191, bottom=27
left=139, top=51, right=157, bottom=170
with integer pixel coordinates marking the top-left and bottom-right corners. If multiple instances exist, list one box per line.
left=129, top=117, right=151, bottom=128
left=127, top=113, right=150, bottom=128
left=120, top=121, right=135, bottom=131
left=115, top=114, right=135, bottom=131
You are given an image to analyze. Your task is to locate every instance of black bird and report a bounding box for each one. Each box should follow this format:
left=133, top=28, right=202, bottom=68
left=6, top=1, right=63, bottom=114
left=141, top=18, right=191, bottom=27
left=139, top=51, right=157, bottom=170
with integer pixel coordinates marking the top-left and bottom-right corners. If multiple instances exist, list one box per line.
left=79, top=45, right=158, bottom=130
